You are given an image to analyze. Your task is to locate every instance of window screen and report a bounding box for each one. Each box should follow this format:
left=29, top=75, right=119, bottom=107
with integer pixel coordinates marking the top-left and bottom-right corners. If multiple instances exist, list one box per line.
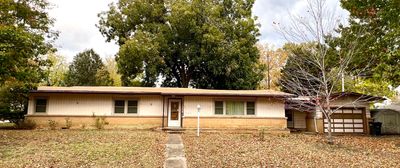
left=35, top=99, right=47, bottom=113
left=127, top=100, right=138, bottom=114
left=246, top=102, right=255, bottom=115
left=215, top=101, right=224, bottom=115
left=114, top=100, right=125, bottom=113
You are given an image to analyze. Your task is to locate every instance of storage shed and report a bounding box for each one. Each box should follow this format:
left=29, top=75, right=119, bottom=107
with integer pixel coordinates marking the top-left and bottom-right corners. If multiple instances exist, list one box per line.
left=371, top=104, right=400, bottom=134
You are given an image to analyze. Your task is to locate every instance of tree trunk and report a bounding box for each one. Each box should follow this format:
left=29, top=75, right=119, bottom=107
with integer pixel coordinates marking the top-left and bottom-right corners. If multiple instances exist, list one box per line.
left=327, top=115, right=334, bottom=144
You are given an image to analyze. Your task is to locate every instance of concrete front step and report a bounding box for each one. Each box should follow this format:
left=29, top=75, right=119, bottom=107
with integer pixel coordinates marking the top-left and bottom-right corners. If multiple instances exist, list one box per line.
left=163, top=127, right=186, bottom=133
left=164, top=134, right=187, bottom=168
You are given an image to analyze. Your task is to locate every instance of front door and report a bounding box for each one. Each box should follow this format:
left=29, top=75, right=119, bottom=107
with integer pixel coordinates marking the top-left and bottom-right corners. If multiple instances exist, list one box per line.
left=168, top=99, right=181, bottom=127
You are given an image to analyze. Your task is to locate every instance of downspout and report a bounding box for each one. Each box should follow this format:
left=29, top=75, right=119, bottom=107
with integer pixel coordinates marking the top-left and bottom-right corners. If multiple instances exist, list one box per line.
left=314, top=109, right=319, bottom=133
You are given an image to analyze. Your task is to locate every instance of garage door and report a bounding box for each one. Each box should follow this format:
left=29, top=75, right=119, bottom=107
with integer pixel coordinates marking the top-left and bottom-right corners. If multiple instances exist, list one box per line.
left=324, top=108, right=365, bottom=133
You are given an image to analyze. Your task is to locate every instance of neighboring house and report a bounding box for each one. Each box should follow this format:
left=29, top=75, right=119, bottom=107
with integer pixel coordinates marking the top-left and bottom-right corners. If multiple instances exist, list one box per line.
left=371, top=103, right=400, bottom=134
left=285, top=92, right=384, bottom=134
left=27, top=86, right=294, bottom=129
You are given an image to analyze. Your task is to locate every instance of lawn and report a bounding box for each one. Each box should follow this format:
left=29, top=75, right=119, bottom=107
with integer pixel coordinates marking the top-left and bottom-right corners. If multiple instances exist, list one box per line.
left=0, top=129, right=166, bottom=168
left=183, top=132, right=400, bottom=167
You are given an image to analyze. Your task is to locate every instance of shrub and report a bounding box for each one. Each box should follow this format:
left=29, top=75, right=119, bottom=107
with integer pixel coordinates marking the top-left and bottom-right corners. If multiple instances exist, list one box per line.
left=48, top=120, right=57, bottom=130
left=64, top=118, right=72, bottom=129
left=94, top=116, right=109, bottom=129
left=258, top=128, right=266, bottom=141
left=15, top=119, right=37, bottom=130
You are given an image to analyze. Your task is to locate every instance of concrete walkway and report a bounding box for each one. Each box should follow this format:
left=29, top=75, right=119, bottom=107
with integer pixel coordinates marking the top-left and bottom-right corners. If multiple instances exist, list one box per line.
left=164, top=134, right=187, bottom=168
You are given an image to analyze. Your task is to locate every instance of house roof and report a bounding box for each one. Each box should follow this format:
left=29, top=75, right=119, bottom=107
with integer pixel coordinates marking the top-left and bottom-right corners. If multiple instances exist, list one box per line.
left=31, top=86, right=295, bottom=98
left=376, top=104, right=400, bottom=112
left=330, top=92, right=385, bottom=102
left=285, top=92, right=385, bottom=112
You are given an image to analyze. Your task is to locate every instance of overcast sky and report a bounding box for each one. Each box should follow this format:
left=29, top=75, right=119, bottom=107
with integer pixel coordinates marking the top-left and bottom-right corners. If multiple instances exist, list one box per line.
left=48, top=0, right=348, bottom=62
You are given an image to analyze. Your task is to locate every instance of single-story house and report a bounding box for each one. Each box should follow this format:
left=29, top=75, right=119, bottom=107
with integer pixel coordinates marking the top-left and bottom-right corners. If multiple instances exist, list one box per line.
left=27, top=86, right=294, bottom=129
left=371, top=103, right=400, bottom=134
left=285, top=92, right=384, bottom=134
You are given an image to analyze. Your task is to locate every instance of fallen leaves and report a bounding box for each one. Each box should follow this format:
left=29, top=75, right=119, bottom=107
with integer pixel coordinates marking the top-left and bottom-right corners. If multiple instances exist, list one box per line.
left=182, top=132, right=400, bottom=167
left=0, top=130, right=167, bottom=168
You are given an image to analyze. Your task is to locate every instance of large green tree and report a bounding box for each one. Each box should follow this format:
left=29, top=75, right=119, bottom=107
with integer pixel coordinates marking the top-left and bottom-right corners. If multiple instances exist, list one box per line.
left=0, top=0, right=56, bottom=85
left=0, top=0, right=56, bottom=122
left=43, top=52, right=68, bottom=86
left=65, top=49, right=113, bottom=86
left=338, top=0, right=400, bottom=86
left=98, top=0, right=263, bottom=89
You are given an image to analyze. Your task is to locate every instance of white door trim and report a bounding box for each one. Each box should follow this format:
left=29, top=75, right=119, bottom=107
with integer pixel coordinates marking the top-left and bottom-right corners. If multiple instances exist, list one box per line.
left=168, top=99, right=181, bottom=127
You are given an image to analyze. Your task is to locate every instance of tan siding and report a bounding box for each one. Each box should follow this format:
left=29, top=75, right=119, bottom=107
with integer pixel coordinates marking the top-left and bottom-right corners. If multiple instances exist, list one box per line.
left=29, top=94, right=163, bottom=117
left=293, top=111, right=307, bottom=129
left=48, top=94, right=112, bottom=116
left=136, top=95, right=163, bottom=116
left=27, top=98, right=35, bottom=115
left=256, top=98, right=285, bottom=117
left=183, top=96, right=286, bottom=118
left=28, top=94, right=287, bottom=129
left=183, top=96, right=213, bottom=117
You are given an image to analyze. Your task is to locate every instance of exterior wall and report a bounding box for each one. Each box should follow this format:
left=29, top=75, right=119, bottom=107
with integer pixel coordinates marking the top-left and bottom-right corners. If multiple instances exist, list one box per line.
left=28, top=93, right=287, bottom=129
left=183, top=96, right=213, bottom=116
left=28, top=94, right=163, bottom=117
left=26, top=116, right=162, bottom=129
left=181, top=96, right=286, bottom=129
left=182, top=96, right=285, bottom=118
left=293, top=111, right=307, bottom=129
left=183, top=117, right=286, bottom=129
left=372, top=110, right=400, bottom=134
left=256, top=98, right=285, bottom=117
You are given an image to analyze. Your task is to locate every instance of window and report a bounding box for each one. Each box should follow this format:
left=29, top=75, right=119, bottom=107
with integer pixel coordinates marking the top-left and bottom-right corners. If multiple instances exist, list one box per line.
left=246, top=102, right=255, bottom=115
left=127, top=101, right=138, bottom=114
left=114, top=100, right=125, bottom=114
left=214, top=101, right=224, bottom=115
left=214, top=100, right=256, bottom=115
left=226, top=101, right=245, bottom=115
left=114, top=100, right=138, bottom=114
left=35, top=99, right=47, bottom=113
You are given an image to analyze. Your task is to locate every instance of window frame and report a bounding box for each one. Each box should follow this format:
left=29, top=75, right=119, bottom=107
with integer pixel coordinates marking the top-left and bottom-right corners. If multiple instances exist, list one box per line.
left=127, top=100, right=138, bottom=114
left=113, top=99, right=139, bottom=115
left=34, top=98, right=48, bottom=113
left=213, top=99, right=256, bottom=116
left=214, top=101, right=224, bottom=115
left=246, top=101, right=256, bottom=115
left=114, top=100, right=126, bottom=114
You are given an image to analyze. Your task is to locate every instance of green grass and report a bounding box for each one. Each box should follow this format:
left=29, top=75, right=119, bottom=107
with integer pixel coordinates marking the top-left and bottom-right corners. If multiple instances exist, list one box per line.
left=0, top=130, right=167, bottom=167
left=0, top=122, right=15, bottom=129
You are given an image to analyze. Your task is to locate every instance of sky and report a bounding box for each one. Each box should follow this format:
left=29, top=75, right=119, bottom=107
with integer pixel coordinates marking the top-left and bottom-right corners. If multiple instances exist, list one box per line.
left=48, top=0, right=348, bottom=62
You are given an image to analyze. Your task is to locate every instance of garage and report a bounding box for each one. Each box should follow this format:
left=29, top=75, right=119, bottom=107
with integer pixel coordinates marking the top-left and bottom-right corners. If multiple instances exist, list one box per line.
left=324, top=108, right=366, bottom=133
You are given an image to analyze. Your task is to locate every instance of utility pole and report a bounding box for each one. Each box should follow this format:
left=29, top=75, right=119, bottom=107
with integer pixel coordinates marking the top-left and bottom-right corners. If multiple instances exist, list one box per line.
left=341, top=72, right=345, bottom=92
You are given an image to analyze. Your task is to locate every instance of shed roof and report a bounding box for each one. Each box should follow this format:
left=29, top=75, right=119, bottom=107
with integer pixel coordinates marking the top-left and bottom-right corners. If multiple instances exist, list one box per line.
left=31, top=86, right=294, bottom=97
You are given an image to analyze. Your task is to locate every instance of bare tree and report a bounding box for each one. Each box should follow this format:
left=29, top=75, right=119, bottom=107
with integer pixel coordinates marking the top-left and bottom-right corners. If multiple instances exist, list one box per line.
left=276, top=0, right=377, bottom=144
